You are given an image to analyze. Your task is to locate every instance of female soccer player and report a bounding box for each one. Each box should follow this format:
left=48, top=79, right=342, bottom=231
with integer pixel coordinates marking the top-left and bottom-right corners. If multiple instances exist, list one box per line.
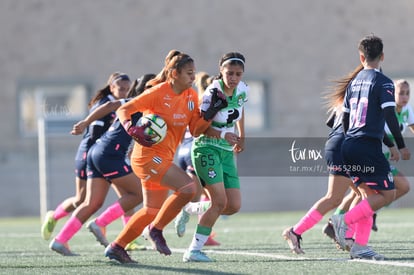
left=49, top=75, right=155, bottom=256
left=104, top=52, right=228, bottom=264
left=282, top=65, right=364, bottom=254
left=41, top=72, right=131, bottom=240
left=174, top=71, right=220, bottom=246
left=331, top=34, right=410, bottom=260
left=326, top=79, right=413, bottom=236
left=383, top=79, right=412, bottom=201
left=182, top=52, right=248, bottom=262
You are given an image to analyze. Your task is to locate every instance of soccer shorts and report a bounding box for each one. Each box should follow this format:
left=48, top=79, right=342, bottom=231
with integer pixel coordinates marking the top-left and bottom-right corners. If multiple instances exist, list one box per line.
left=131, top=153, right=172, bottom=191
left=342, top=137, right=394, bottom=191
left=191, top=145, right=240, bottom=189
left=86, top=146, right=132, bottom=181
left=324, top=132, right=348, bottom=177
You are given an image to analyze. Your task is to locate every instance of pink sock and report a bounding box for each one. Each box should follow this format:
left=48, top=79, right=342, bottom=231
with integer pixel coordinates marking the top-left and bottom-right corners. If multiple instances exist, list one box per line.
left=95, top=201, right=125, bottom=227
left=344, top=199, right=374, bottom=226
left=53, top=204, right=70, bottom=220
left=354, top=215, right=373, bottom=246
left=293, top=208, right=323, bottom=235
left=55, top=216, right=82, bottom=243
left=122, top=215, right=131, bottom=226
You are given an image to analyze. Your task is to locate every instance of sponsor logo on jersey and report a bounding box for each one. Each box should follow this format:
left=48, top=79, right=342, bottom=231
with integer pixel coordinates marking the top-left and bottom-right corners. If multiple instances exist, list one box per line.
left=173, top=113, right=187, bottom=119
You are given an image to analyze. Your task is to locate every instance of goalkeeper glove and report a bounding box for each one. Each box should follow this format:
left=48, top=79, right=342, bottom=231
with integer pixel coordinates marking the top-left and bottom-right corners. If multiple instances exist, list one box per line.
left=203, top=88, right=228, bottom=121
left=122, top=120, right=155, bottom=147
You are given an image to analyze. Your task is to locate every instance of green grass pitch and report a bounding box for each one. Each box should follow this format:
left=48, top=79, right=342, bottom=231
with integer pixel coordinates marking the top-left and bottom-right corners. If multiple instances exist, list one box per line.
left=1, top=208, right=413, bottom=274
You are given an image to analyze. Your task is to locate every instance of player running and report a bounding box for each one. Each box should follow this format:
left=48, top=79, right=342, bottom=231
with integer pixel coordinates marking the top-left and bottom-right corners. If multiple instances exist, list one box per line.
left=331, top=34, right=410, bottom=261
left=104, top=52, right=228, bottom=264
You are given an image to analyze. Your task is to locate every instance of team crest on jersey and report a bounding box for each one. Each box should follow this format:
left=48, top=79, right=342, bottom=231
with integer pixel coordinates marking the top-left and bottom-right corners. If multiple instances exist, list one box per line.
left=208, top=168, right=217, bottom=179
left=387, top=171, right=393, bottom=183
left=188, top=100, right=194, bottom=111
left=237, top=95, right=244, bottom=107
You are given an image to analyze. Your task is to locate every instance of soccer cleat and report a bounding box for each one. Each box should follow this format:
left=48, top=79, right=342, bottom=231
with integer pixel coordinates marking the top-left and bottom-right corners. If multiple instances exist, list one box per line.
left=344, top=238, right=354, bottom=252
left=41, top=210, right=57, bottom=240
left=372, top=213, right=378, bottom=232
left=86, top=219, right=108, bottom=247
left=183, top=250, right=214, bottom=262
left=174, top=209, right=190, bottom=237
left=125, top=240, right=147, bottom=251
left=282, top=227, right=304, bottom=254
left=49, top=238, right=79, bottom=256
left=331, top=214, right=347, bottom=250
left=322, top=219, right=335, bottom=241
left=105, top=243, right=137, bottom=264
left=322, top=219, right=344, bottom=250
left=350, top=243, right=385, bottom=260
left=205, top=235, right=220, bottom=246
left=148, top=226, right=171, bottom=255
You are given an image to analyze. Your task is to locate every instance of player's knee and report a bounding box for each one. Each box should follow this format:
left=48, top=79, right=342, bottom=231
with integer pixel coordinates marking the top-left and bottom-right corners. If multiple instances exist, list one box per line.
left=324, top=195, right=343, bottom=209
left=177, top=181, right=197, bottom=200
left=73, top=198, right=84, bottom=208
left=223, top=201, right=241, bottom=215
left=399, top=182, right=410, bottom=195
left=211, top=198, right=227, bottom=213
left=86, top=200, right=104, bottom=213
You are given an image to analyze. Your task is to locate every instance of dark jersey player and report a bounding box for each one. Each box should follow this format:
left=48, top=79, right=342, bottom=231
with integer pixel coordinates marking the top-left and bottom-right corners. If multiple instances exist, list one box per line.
left=331, top=34, right=410, bottom=261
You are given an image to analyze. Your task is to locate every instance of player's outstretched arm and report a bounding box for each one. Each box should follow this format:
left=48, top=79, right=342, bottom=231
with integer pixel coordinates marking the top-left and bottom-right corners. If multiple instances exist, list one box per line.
left=70, top=101, right=122, bottom=135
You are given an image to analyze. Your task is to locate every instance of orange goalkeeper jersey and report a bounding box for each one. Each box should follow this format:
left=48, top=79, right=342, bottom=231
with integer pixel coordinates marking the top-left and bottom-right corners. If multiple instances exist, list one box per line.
left=116, top=82, right=210, bottom=161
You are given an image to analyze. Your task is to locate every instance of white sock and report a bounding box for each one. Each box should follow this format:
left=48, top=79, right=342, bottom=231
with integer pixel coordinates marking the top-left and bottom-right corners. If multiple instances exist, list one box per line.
left=188, top=233, right=209, bottom=251
left=183, top=201, right=211, bottom=215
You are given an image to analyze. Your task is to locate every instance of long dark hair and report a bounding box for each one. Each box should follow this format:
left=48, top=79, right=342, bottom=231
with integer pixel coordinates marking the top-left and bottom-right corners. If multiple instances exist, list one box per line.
left=88, top=72, right=130, bottom=108
left=324, top=64, right=364, bottom=111
left=127, top=73, right=156, bottom=98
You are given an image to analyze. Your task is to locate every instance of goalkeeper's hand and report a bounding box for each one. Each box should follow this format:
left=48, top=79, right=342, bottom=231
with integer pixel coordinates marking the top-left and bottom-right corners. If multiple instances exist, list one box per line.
left=202, top=88, right=228, bottom=121
left=122, top=120, right=155, bottom=147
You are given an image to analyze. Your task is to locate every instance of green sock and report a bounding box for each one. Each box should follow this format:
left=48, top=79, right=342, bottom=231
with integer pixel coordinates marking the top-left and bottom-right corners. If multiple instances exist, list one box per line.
left=334, top=209, right=346, bottom=215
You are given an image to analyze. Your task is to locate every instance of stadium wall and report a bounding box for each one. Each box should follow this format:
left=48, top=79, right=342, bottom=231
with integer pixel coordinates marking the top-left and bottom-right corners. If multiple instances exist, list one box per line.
left=1, top=0, right=414, bottom=217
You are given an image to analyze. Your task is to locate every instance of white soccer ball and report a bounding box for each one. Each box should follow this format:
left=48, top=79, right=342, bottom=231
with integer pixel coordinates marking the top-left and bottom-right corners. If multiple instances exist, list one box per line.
left=137, top=113, right=167, bottom=144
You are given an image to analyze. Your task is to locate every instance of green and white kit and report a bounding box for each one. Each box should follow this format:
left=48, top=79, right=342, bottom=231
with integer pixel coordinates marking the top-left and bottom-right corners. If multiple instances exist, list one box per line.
left=192, top=79, right=249, bottom=187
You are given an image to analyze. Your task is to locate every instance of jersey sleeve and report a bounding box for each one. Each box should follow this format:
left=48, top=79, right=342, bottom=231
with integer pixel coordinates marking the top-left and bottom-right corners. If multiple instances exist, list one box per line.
left=379, top=80, right=396, bottom=109
left=406, top=105, right=414, bottom=125
left=342, top=88, right=351, bottom=114
left=116, top=87, right=157, bottom=123
left=188, top=89, right=211, bottom=137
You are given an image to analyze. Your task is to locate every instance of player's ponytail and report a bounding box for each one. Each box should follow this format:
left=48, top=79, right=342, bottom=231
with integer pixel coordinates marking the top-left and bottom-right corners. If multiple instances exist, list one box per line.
left=323, top=64, right=364, bottom=112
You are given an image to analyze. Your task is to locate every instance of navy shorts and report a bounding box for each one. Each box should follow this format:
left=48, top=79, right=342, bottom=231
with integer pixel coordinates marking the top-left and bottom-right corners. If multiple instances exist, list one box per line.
left=75, top=148, right=88, bottom=180
left=176, top=138, right=195, bottom=175
left=86, top=143, right=132, bottom=182
left=341, top=137, right=394, bottom=190
left=324, top=133, right=348, bottom=177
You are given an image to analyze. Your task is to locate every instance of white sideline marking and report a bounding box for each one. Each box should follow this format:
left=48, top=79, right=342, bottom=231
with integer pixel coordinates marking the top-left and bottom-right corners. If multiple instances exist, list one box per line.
left=171, top=248, right=414, bottom=268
